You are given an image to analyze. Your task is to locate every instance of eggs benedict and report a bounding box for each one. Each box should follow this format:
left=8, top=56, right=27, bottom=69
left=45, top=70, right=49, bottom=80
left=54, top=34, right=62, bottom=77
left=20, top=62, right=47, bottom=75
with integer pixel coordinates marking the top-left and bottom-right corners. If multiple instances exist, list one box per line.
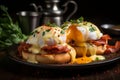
left=18, top=25, right=76, bottom=64
left=62, top=18, right=107, bottom=63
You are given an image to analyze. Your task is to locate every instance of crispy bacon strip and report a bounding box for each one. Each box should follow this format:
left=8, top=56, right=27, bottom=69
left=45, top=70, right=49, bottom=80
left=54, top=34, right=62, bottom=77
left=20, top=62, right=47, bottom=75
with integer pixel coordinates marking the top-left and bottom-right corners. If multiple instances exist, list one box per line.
left=105, top=41, right=120, bottom=54
left=89, top=34, right=120, bottom=54
left=100, top=34, right=111, bottom=40
left=18, top=42, right=32, bottom=56
left=41, top=45, right=70, bottom=54
left=89, top=34, right=111, bottom=46
left=18, top=42, right=70, bottom=54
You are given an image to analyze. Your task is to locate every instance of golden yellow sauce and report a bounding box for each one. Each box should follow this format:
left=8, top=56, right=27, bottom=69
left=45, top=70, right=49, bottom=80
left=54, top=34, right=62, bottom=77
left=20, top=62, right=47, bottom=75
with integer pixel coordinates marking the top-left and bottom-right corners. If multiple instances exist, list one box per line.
left=75, top=57, right=92, bottom=64
left=66, top=24, right=92, bottom=64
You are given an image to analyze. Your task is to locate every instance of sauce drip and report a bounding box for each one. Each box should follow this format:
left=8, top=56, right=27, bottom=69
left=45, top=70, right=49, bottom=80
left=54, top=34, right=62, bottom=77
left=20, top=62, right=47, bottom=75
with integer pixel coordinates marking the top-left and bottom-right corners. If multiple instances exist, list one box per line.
left=66, top=24, right=92, bottom=64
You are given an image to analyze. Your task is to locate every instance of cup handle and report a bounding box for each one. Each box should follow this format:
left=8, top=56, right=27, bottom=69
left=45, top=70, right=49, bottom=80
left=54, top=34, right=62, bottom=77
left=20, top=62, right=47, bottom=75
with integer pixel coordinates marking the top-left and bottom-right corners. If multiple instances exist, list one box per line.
left=62, top=0, right=78, bottom=21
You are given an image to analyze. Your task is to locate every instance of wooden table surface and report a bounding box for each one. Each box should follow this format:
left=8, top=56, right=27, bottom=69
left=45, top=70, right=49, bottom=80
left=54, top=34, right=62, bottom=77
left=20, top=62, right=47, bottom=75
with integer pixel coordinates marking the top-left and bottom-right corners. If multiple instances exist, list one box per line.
left=0, top=49, right=120, bottom=80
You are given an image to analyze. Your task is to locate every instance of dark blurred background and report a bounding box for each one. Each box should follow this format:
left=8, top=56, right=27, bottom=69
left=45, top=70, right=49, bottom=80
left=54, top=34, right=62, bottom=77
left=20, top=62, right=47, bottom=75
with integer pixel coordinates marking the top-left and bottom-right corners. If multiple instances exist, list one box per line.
left=0, top=0, right=120, bottom=27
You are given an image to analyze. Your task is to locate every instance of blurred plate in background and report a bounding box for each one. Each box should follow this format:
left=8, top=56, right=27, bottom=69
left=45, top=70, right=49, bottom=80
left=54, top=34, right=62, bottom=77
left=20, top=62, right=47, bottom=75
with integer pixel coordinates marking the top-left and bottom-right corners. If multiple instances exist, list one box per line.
left=100, top=24, right=120, bottom=36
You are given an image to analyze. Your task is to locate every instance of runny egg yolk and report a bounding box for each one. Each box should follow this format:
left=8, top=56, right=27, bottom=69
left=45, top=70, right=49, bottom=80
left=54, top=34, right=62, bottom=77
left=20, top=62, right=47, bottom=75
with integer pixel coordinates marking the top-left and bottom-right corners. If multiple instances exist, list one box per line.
left=66, top=24, right=92, bottom=64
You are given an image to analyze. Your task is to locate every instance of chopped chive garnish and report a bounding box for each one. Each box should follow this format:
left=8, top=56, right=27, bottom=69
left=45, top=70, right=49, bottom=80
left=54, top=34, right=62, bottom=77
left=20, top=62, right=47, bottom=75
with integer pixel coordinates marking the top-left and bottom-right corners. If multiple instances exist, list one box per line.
left=46, top=29, right=50, bottom=32
left=60, top=30, right=65, bottom=34
left=89, top=25, right=96, bottom=32
left=42, top=31, right=45, bottom=36
left=96, top=57, right=99, bottom=61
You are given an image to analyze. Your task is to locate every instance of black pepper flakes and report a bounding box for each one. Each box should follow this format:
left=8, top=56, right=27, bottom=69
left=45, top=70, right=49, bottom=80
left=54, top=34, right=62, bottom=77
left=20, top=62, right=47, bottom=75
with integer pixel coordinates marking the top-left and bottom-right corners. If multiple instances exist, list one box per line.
left=58, top=35, right=60, bottom=37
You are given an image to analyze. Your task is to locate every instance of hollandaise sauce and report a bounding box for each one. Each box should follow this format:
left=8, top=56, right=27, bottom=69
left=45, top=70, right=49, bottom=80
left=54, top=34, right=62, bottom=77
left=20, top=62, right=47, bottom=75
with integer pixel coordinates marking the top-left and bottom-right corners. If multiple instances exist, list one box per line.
left=88, top=44, right=105, bottom=61
left=66, top=24, right=92, bottom=64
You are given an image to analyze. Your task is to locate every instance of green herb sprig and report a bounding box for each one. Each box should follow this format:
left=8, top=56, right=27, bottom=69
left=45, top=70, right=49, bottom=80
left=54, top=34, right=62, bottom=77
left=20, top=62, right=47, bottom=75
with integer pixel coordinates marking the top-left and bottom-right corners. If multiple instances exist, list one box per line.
left=0, top=5, right=28, bottom=50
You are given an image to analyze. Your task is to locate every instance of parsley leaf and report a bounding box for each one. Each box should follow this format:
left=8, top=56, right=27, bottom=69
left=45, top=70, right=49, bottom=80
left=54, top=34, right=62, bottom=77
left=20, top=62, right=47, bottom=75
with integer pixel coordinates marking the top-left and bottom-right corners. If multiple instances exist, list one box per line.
left=0, top=5, right=28, bottom=50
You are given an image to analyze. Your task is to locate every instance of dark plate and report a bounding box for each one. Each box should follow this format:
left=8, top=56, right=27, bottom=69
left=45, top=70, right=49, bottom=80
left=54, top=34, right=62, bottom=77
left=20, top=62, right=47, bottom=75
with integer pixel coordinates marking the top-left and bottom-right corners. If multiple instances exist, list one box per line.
left=8, top=48, right=120, bottom=70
